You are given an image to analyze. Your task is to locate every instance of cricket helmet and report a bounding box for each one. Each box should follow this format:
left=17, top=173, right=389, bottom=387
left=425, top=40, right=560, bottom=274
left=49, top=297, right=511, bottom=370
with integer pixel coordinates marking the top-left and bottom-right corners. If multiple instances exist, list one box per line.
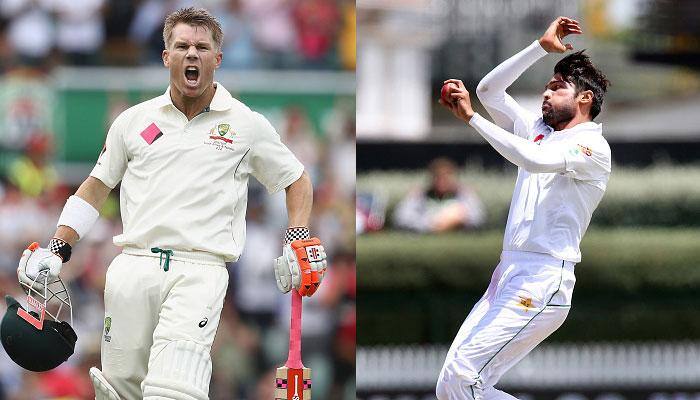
left=1, top=270, right=77, bottom=372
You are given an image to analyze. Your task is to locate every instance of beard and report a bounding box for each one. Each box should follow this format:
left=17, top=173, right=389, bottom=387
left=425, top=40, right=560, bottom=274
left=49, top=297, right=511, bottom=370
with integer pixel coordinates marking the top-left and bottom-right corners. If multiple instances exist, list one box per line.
left=542, top=102, right=576, bottom=128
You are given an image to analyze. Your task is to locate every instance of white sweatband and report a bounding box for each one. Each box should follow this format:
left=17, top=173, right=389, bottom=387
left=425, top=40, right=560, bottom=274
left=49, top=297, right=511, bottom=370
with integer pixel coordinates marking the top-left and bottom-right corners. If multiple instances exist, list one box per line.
left=57, top=195, right=100, bottom=240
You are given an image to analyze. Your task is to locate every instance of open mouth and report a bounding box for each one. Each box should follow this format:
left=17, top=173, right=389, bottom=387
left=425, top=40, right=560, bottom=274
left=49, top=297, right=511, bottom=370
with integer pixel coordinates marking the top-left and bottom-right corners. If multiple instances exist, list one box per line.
left=184, top=66, right=199, bottom=86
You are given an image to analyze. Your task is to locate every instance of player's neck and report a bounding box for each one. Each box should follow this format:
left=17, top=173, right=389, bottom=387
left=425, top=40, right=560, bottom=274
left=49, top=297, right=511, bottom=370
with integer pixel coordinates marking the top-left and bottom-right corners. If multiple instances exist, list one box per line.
left=171, top=83, right=216, bottom=121
left=552, top=114, right=592, bottom=132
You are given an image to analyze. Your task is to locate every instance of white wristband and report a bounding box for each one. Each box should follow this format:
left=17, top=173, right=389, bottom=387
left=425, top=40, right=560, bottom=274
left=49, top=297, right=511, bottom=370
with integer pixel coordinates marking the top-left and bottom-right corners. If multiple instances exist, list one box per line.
left=57, top=195, right=100, bottom=240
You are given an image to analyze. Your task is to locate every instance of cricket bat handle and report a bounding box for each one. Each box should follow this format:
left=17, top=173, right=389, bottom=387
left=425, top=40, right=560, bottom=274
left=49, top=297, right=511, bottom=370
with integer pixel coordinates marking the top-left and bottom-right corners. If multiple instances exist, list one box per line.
left=275, top=290, right=311, bottom=400
left=286, top=289, right=304, bottom=369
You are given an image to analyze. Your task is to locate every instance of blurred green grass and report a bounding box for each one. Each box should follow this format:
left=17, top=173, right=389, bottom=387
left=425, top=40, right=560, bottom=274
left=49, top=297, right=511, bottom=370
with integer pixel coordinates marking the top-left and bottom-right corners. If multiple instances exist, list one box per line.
left=357, top=228, right=700, bottom=344
left=357, top=228, right=700, bottom=292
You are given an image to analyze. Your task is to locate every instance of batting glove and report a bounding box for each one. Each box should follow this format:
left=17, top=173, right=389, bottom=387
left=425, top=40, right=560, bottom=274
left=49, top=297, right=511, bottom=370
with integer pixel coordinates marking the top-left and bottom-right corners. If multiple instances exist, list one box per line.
left=17, top=242, right=64, bottom=294
left=275, top=237, right=327, bottom=297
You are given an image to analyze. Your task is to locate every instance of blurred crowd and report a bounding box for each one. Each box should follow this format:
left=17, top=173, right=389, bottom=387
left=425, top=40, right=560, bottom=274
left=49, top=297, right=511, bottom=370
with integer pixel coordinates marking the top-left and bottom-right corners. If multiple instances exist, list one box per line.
left=0, top=0, right=356, bottom=72
left=0, top=96, right=356, bottom=398
left=357, top=157, right=485, bottom=235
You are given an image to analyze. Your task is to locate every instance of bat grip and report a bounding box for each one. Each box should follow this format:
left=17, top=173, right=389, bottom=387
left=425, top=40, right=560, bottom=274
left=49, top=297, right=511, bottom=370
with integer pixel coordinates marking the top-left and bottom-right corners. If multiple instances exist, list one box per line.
left=286, top=289, right=304, bottom=369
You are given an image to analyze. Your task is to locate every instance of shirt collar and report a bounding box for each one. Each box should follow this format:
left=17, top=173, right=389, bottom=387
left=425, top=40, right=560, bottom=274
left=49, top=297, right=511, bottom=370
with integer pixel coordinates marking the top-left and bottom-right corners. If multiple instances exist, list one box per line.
left=209, top=82, right=233, bottom=111
left=153, top=90, right=173, bottom=109
left=154, top=82, right=233, bottom=112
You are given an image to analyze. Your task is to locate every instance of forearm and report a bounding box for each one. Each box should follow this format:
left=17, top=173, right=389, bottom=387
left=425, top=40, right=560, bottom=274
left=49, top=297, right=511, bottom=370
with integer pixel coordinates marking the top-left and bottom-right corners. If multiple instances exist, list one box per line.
left=285, top=171, right=313, bottom=228
left=54, top=176, right=111, bottom=246
left=469, top=113, right=565, bottom=173
left=75, top=176, right=111, bottom=209
left=476, top=40, right=548, bottom=98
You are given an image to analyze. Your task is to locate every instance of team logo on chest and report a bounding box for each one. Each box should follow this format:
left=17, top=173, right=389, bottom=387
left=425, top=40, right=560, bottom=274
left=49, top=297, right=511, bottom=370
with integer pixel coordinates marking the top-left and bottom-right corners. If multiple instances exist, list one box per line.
left=217, top=123, right=230, bottom=136
left=205, top=123, right=236, bottom=151
left=209, top=123, right=234, bottom=143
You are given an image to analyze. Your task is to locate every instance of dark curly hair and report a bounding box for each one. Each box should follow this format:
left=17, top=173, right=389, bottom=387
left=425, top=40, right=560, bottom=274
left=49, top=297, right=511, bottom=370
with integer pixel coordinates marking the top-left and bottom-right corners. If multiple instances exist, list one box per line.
left=554, top=50, right=610, bottom=119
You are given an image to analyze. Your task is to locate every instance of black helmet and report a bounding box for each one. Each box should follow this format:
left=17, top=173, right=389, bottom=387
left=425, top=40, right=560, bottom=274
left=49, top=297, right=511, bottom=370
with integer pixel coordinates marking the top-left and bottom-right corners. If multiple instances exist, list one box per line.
left=1, top=271, right=77, bottom=372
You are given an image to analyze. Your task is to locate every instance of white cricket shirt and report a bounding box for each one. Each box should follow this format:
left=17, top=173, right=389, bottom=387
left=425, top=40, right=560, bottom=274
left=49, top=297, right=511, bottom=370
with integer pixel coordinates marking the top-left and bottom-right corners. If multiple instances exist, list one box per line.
left=471, top=41, right=612, bottom=262
left=485, top=115, right=610, bottom=262
left=90, top=83, right=304, bottom=261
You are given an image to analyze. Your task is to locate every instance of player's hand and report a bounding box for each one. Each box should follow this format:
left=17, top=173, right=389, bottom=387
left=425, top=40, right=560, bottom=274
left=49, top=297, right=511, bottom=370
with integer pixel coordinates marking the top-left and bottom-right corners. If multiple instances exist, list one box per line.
left=439, top=79, right=475, bottom=123
left=539, top=16, right=582, bottom=53
left=274, top=238, right=327, bottom=297
left=17, top=242, right=63, bottom=294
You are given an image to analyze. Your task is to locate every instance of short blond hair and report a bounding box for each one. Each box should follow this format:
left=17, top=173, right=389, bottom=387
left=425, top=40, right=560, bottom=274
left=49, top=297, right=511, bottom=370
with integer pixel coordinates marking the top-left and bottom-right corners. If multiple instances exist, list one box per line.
left=163, top=7, right=223, bottom=50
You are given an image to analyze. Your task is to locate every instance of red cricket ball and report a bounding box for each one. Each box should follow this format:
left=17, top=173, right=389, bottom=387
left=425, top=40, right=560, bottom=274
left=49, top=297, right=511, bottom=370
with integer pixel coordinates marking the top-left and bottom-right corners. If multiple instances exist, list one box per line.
left=441, top=83, right=457, bottom=104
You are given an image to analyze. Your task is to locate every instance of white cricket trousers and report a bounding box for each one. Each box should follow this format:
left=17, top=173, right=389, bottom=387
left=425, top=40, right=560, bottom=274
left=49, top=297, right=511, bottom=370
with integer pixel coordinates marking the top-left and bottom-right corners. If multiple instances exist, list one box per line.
left=436, top=250, right=575, bottom=400
left=101, top=248, right=229, bottom=400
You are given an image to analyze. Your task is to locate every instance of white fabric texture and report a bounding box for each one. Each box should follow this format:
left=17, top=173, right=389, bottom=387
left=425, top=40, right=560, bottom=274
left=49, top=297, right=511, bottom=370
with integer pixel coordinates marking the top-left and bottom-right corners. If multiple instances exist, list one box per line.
left=57, top=195, right=100, bottom=239
left=469, top=114, right=610, bottom=262
left=90, top=83, right=304, bottom=262
left=469, top=113, right=567, bottom=173
left=142, top=340, right=211, bottom=400
left=100, top=252, right=228, bottom=399
left=436, top=251, right=575, bottom=400
left=90, top=367, right=122, bottom=400
left=476, top=40, right=547, bottom=135
left=470, top=41, right=611, bottom=262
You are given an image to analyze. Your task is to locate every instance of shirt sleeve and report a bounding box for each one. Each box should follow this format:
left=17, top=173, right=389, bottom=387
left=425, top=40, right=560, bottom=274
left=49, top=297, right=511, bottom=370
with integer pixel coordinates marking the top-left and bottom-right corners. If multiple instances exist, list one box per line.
left=562, top=138, right=611, bottom=184
left=469, top=113, right=566, bottom=173
left=475, top=40, right=548, bottom=137
left=89, top=111, right=130, bottom=189
left=249, top=112, right=305, bottom=194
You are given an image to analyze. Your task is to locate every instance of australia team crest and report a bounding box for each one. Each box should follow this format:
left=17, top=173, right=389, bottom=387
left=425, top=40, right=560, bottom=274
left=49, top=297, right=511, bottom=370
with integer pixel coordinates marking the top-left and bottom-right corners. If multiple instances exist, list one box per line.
left=205, top=123, right=236, bottom=151
left=209, top=123, right=234, bottom=143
